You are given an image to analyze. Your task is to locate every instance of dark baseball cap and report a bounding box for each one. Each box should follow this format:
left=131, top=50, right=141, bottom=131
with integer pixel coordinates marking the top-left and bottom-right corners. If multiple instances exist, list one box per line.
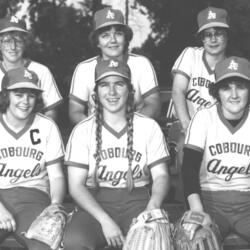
left=197, top=7, right=229, bottom=33
left=2, top=68, right=42, bottom=91
left=0, top=16, right=28, bottom=34
left=215, top=56, right=250, bottom=84
left=95, top=59, right=131, bottom=82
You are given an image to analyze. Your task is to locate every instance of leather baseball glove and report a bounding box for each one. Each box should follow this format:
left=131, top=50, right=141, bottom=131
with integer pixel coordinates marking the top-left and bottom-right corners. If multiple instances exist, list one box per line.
left=123, top=208, right=174, bottom=250
left=174, top=210, right=222, bottom=250
left=23, top=204, right=70, bottom=250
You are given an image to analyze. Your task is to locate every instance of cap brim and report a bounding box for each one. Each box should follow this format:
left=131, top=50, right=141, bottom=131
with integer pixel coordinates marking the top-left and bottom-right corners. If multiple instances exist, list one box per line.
left=0, top=27, right=28, bottom=33
left=216, top=72, right=250, bottom=84
left=96, top=71, right=130, bottom=82
left=197, top=22, right=229, bottom=33
left=7, top=82, right=43, bottom=91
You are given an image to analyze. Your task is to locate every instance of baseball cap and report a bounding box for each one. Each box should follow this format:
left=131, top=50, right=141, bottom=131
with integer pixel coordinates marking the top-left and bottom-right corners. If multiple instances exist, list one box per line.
left=2, top=68, right=42, bottom=91
left=0, top=16, right=28, bottom=34
left=197, top=7, right=229, bottom=33
left=90, top=7, right=133, bottom=40
left=95, top=59, right=131, bottom=82
left=215, top=56, right=250, bottom=84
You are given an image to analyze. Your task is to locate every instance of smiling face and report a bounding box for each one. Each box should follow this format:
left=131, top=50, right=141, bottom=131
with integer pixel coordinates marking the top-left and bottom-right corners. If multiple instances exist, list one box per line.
left=218, top=80, right=249, bottom=120
left=6, top=89, right=37, bottom=125
left=97, top=75, right=130, bottom=116
left=0, top=31, right=26, bottom=65
left=202, top=27, right=228, bottom=56
left=97, top=25, right=126, bottom=60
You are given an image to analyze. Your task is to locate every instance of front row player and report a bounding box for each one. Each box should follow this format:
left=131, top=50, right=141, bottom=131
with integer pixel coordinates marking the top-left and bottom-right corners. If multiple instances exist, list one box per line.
left=179, top=56, right=250, bottom=245
left=64, top=59, right=170, bottom=249
left=0, top=68, right=65, bottom=249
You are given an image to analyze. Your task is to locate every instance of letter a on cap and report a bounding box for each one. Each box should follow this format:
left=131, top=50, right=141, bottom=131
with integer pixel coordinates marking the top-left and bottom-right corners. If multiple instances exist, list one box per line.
left=10, top=16, right=19, bottom=23
left=109, top=60, right=119, bottom=68
left=24, top=70, right=33, bottom=79
left=106, top=10, right=115, bottom=19
left=228, top=60, right=238, bottom=71
left=207, top=10, right=216, bottom=20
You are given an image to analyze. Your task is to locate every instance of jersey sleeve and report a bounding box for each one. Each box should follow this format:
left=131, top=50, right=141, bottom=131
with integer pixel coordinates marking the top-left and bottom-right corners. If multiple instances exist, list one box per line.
left=184, top=109, right=209, bottom=152
left=69, top=60, right=96, bottom=105
left=146, top=120, right=170, bottom=168
left=45, top=122, right=65, bottom=166
left=39, top=66, right=62, bottom=111
left=132, top=55, right=159, bottom=98
left=171, top=47, right=195, bottom=80
left=65, top=123, right=90, bottom=169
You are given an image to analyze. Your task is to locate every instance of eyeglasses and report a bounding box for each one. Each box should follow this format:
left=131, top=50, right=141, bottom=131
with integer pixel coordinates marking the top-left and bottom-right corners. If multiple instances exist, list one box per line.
left=0, top=36, right=25, bottom=47
left=203, top=30, right=227, bottom=41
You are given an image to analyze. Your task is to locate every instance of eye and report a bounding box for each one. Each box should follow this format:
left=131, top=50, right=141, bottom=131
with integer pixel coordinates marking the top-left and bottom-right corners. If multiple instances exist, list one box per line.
left=115, top=31, right=124, bottom=36
left=115, top=81, right=126, bottom=87
left=98, top=81, right=108, bottom=87
left=100, top=32, right=110, bottom=39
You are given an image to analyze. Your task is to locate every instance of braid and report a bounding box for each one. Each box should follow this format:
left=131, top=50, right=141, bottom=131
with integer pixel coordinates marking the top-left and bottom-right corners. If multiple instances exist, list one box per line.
left=94, top=93, right=103, bottom=189
left=126, top=85, right=135, bottom=192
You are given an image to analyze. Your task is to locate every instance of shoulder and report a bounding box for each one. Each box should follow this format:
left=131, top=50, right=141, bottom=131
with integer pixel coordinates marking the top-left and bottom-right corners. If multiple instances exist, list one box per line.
left=74, top=56, right=98, bottom=71
left=192, top=104, right=217, bottom=122
left=27, top=60, right=50, bottom=72
left=70, top=114, right=95, bottom=136
left=178, top=46, right=203, bottom=58
left=133, top=113, right=160, bottom=130
left=127, top=53, right=153, bottom=66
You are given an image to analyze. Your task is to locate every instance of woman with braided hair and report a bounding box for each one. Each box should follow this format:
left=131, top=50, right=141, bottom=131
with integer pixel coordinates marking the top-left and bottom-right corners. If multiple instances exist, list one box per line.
left=64, top=59, right=170, bottom=250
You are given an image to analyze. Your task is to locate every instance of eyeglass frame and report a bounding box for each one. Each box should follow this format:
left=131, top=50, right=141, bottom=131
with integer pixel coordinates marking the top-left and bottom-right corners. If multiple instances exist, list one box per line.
left=201, top=28, right=228, bottom=42
left=0, top=33, right=26, bottom=47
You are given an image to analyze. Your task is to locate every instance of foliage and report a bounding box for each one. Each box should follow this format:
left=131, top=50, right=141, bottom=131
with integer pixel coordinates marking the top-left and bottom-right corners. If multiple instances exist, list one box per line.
left=135, top=0, right=250, bottom=88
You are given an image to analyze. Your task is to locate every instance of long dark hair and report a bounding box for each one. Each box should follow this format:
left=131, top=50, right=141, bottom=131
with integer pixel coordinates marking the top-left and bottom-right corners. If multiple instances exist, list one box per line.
left=93, top=79, right=135, bottom=191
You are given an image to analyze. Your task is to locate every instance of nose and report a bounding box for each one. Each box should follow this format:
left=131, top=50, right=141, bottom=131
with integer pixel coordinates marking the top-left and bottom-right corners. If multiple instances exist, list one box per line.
left=108, top=84, right=117, bottom=95
left=22, top=94, right=29, bottom=103
left=230, top=86, right=238, bottom=98
left=210, top=34, right=217, bottom=42
left=9, top=39, right=18, bottom=49
left=109, top=32, right=117, bottom=42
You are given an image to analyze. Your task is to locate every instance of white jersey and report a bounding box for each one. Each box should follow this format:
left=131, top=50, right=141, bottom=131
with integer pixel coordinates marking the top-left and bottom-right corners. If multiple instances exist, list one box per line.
left=172, top=47, right=216, bottom=118
left=65, top=113, right=169, bottom=188
left=0, top=113, right=64, bottom=194
left=69, top=53, right=159, bottom=114
left=0, top=60, right=63, bottom=111
left=185, top=104, right=250, bottom=191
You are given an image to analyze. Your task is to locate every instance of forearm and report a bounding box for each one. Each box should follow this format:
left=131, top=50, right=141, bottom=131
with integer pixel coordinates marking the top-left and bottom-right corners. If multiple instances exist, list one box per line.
left=172, top=91, right=190, bottom=130
left=146, top=174, right=170, bottom=210
left=187, top=193, right=204, bottom=212
left=70, top=185, right=112, bottom=224
left=49, top=176, right=66, bottom=204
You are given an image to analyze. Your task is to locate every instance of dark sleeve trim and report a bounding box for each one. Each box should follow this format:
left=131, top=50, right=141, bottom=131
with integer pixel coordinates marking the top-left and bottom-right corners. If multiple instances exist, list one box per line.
left=64, top=161, right=89, bottom=170
left=142, top=86, right=159, bottom=99
left=43, top=99, right=63, bottom=113
left=148, top=156, right=170, bottom=169
left=68, top=94, right=88, bottom=106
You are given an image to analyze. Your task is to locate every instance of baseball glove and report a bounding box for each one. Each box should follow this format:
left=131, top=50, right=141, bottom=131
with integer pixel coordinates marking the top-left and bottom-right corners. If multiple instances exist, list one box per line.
left=174, top=210, right=222, bottom=250
left=123, top=208, right=174, bottom=250
left=23, top=204, right=69, bottom=250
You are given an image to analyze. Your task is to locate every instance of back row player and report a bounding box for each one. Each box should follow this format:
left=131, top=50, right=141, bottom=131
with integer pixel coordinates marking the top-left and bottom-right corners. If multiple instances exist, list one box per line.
left=0, top=16, right=62, bottom=120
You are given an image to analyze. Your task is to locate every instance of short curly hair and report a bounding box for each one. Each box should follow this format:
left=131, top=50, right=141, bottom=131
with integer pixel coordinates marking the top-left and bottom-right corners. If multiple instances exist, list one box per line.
left=0, top=88, right=44, bottom=113
left=89, top=25, right=132, bottom=55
